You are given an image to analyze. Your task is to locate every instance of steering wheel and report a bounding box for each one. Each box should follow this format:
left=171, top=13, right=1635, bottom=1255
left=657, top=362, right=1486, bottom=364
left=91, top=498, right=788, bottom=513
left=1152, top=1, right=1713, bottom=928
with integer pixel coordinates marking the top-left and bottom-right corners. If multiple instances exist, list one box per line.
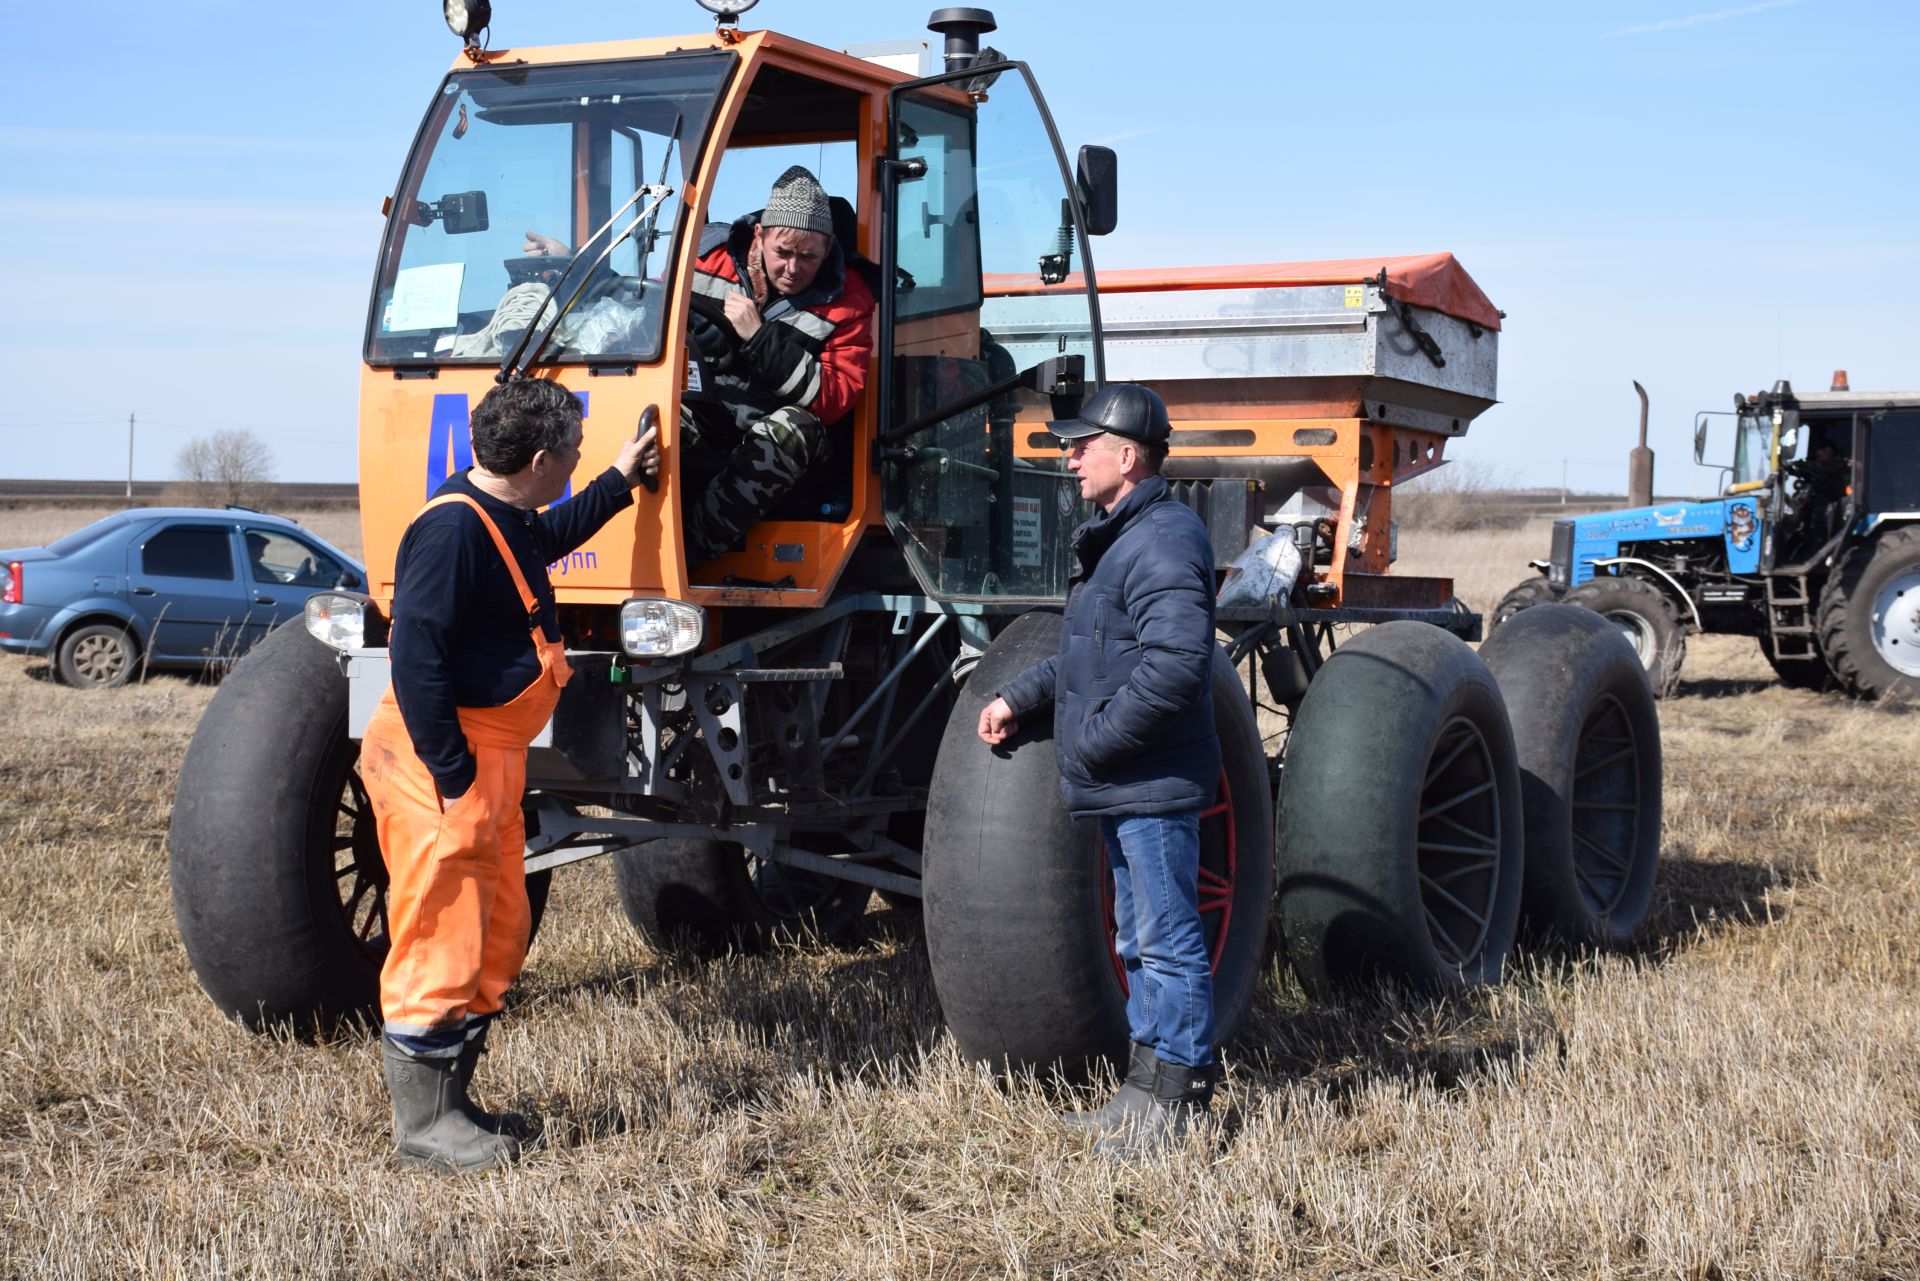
left=688, top=293, right=742, bottom=370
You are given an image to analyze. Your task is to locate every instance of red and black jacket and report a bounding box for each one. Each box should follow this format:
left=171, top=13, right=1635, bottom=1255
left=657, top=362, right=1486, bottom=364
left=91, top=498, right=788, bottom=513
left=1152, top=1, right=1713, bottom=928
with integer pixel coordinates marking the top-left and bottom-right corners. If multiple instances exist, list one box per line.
left=690, top=215, right=876, bottom=429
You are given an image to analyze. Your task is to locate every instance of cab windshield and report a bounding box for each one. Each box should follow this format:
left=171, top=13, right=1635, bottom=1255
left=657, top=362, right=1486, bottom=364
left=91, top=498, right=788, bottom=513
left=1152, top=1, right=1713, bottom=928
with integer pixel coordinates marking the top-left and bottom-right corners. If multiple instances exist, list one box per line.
left=365, top=54, right=732, bottom=367
left=1732, top=411, right=1775, bottom=487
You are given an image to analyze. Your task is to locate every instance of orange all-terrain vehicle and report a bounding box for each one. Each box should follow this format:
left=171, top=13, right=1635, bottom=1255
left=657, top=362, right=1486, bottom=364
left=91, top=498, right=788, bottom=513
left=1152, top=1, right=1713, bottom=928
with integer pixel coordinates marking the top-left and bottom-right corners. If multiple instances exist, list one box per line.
left=168, top=3, right=1663, bottom=1071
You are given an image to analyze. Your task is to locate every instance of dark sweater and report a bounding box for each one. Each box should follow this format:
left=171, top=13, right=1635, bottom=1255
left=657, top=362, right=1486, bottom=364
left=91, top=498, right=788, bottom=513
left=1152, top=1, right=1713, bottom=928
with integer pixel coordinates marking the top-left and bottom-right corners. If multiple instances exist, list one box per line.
left=389, top=467, right=632, bottom=797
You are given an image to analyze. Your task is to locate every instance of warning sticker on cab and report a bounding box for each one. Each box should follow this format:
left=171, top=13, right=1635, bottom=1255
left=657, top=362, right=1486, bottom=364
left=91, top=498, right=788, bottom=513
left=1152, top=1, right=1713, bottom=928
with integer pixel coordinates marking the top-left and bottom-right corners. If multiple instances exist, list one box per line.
left=1012, top=495, right=1043, bottom=569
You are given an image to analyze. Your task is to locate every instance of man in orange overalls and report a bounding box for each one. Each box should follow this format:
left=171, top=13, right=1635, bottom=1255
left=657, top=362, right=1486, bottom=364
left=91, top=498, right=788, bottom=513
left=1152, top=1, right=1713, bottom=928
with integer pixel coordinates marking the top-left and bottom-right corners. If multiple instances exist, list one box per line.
left=360, top=377, right=657, bottom=1173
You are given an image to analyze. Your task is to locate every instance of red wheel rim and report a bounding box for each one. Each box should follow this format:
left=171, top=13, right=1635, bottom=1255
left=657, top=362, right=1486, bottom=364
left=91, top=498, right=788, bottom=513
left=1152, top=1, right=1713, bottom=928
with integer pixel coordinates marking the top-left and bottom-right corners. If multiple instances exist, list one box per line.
left=1100, top=766, right=1238, bottom=991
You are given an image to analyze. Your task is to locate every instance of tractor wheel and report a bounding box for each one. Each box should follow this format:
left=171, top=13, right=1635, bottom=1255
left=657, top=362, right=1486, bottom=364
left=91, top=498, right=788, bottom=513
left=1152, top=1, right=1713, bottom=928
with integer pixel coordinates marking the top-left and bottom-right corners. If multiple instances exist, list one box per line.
left=1479, top=604, right=1663, bottom=949
left=168, top=622, right=548, bottom=1032
left=920, top=610, right=1274, bottom=1074
left=1564, top=575, right=1686, bottom=697
left=1489, top=577, right=1556, bottom=631
left=1758, top=631, right=1832, bottom=692
left=57, top=622, right=138, bottom=689
left=611, top=838, right=871, bottom=953
left=1816, top=525, right=1920, bottom=701
left=1275, top=621, right=1523, bottom=999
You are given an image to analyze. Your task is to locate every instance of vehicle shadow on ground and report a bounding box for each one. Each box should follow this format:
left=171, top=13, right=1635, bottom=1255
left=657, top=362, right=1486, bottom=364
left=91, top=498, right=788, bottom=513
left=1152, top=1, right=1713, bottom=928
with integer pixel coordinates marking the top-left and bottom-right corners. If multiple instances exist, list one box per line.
left=1675, top=675, right=1778, bottom=698
left=1634, top=848, right=1798, bottom=959
left=517, top=904, right=948, bottom=1147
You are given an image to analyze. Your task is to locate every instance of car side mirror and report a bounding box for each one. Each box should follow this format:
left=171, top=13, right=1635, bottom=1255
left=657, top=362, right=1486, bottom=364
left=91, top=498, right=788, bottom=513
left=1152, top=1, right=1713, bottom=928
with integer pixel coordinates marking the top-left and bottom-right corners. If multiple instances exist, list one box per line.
left=334, top=570, right=362, bottom=590
left=1076, top=145, right=1117, bottom=237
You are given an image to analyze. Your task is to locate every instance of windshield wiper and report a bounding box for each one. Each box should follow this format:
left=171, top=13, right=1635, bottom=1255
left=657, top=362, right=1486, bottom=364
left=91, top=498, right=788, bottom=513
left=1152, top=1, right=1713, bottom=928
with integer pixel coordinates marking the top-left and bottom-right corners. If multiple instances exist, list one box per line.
left=498, top=179, right=676, bottom=382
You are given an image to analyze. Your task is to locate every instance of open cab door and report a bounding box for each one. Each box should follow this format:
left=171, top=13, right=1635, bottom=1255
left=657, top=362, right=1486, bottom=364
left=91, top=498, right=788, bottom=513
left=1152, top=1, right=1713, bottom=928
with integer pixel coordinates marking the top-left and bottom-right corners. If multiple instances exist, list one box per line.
left=879, top=60, right=1111, bottom=603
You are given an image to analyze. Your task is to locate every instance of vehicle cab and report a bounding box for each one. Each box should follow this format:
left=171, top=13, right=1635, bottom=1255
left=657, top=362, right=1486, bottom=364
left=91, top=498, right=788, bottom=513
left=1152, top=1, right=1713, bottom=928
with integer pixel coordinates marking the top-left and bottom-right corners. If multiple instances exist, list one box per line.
left=356, top=5, right=1114, bottom=636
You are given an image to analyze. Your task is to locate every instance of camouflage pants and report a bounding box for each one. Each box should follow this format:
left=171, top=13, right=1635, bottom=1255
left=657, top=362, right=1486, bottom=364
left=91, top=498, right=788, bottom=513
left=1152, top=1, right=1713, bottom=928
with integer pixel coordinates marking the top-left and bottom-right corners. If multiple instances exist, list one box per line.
left=681, top=403, right=825, bottom=566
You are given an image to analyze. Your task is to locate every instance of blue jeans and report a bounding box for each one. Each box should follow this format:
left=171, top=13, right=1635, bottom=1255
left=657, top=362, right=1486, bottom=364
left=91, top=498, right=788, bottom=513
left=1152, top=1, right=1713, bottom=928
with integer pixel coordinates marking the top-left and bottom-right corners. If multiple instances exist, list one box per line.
left=1100, top=811, right=1213, bottom=1068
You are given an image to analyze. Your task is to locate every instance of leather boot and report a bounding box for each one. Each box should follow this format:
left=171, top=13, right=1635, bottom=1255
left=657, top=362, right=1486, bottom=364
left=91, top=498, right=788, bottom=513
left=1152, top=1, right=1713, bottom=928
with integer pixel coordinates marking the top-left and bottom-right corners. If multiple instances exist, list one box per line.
left=383, top=1043, right=521, bottom=1174
left=1094, top=1056, right=1218, bottom=1162
left=1061, top=1041, right=1158, bottom=1133
left=454, top=1025, right=526, bottom=1137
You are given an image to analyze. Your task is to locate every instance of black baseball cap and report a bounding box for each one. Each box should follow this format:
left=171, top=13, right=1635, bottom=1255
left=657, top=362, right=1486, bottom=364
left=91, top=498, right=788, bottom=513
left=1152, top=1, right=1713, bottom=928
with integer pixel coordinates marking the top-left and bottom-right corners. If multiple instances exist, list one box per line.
left=1047, top=382, right=1171, bottom=445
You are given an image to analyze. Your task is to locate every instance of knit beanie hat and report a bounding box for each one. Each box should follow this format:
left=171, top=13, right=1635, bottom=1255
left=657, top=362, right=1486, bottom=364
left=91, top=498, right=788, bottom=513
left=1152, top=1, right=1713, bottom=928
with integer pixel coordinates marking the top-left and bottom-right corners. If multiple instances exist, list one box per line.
left=760, top=165, right=834, bottom=237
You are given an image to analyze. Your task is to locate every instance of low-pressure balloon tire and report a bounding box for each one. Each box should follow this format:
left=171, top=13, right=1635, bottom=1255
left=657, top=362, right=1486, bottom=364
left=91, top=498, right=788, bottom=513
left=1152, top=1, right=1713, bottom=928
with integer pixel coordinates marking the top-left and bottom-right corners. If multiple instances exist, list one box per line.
left=920, top=610, right=1274, bottom=1075
left=1275, top=621, right=1524, bottom=1000
left=612, top=838, right=872, bottom=954
left=169, top=621, right=548, bottom=1033
left=1479, top=604, right=1663, bottom=949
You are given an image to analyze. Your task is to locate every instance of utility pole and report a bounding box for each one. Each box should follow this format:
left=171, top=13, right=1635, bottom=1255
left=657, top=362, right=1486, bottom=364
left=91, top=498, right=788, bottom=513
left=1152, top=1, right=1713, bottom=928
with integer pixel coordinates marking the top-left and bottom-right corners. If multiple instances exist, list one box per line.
left=1561, top=458, right=1568, bottom=505
left=126, top=413, right=136, bottom=501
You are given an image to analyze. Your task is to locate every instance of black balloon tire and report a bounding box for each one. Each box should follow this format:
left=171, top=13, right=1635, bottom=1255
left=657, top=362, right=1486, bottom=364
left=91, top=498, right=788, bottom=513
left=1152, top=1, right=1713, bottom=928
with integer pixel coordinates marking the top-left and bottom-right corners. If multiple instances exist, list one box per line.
left=920, top=610, right=1275, bottom=1075
left=1479, top=604, right=1663, bottom=949
left=611, top=837, right=872, bottom=953
left=169, top=621, right=548, bottom=1033
left=56, top=621, right=138, bottom=689
left=1275, top=621, right=1525, bottom=1000
left=1564, top=575, right=1687, bottom=698
left=1816, top=525, right=1920, bottom=701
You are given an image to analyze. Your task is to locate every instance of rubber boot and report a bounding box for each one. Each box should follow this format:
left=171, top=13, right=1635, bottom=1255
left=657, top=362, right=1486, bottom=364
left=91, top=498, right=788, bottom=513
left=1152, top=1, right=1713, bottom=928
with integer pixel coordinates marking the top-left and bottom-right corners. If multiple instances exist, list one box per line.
left=454, top=1024, right=526, bottom=1137
left=1094, top=1057, right=1217, bottom=1162
left=383, top=1043, right=521, bottom=1174
left=1061, top=1041, right=1159, bottom=1133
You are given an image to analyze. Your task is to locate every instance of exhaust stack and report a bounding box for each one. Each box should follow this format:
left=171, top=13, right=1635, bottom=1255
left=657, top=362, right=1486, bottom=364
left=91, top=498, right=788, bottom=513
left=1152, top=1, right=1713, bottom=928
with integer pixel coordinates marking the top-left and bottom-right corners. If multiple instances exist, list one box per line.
left=927, top=8, right=997, bottom=70
left=1628, top=380, right=1654, bottom=508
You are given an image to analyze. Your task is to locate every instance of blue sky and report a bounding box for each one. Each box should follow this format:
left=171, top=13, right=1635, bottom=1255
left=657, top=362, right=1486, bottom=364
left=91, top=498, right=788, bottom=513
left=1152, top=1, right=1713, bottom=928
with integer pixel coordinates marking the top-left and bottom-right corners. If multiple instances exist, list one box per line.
left=2, top=0, right=1913, bottom=494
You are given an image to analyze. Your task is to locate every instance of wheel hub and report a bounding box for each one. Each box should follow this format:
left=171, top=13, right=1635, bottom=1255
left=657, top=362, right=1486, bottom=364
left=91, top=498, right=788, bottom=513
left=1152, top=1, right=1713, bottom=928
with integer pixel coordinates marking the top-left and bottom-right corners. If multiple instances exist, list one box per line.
left=1600, top=610, right=1657, bottom=667
left=1416, top=716, right=1503, bottom=969
left=72, top=633, right=129, bottom=684
left=1870, top=568, right=1920, bottom=678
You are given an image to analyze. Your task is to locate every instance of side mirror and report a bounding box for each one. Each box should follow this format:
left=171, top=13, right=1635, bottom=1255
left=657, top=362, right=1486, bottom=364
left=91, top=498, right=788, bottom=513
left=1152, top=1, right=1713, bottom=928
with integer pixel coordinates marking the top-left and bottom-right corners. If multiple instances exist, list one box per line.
left=1693, top=415, right=1710, bottom=464
left=334, top=570, right=363, bottom=590
left=1780, top=427, right=1800, bottom=456
left=1076, top=145, right=1118, bottom=237
left=436, top=190, right=490, bottom=235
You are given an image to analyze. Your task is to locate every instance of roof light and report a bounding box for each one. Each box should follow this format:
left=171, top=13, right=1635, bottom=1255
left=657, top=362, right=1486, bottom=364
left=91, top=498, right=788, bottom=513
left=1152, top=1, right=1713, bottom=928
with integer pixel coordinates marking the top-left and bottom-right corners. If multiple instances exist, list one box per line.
left=696, top=0, right=759, bottom=29
left=1831, top=369, right=1850, bottom=392
left=443, top=0, right=491, bottom=45
left=620, top=598, right=705, bottom=657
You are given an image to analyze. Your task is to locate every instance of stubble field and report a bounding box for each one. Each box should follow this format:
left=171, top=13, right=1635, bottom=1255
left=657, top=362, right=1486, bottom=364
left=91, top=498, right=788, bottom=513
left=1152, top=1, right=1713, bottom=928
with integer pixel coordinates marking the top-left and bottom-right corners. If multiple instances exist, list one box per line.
left=3, top=506, right=1918, bottom=1279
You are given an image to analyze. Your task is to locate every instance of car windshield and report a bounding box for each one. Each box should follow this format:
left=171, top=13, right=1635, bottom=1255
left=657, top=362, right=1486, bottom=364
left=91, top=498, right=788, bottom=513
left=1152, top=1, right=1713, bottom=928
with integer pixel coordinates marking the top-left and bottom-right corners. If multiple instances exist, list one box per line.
left=365, top=54, right=733, bottom=367
left=1732, top=411, right=1774, bottom=487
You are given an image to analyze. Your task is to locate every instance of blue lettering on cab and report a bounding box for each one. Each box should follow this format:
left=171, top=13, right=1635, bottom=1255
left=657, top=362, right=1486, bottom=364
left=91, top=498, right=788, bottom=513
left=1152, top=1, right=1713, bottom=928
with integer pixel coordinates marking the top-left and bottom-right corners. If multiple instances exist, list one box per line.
left=426, top=389, right=589, bottom=503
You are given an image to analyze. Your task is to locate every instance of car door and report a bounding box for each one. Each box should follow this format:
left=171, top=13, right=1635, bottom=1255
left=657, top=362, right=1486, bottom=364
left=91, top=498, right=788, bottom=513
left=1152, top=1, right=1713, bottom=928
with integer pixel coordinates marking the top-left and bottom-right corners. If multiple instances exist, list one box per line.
left=126, top=521, right=249, bottom=663
left=239, top=526, right=355, bottom=644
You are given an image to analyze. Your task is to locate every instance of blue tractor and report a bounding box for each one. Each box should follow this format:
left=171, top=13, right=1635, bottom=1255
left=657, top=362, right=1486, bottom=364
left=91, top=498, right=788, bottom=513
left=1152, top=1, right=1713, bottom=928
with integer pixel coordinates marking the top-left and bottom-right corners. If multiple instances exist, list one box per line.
left=1495, top=377, right=1920, bottom=699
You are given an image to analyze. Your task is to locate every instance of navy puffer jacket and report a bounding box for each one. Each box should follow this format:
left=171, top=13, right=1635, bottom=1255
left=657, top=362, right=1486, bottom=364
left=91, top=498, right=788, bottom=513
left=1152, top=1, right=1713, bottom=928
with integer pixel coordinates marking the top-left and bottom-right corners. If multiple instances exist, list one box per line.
left=998, top=474, right=1220, bottom=819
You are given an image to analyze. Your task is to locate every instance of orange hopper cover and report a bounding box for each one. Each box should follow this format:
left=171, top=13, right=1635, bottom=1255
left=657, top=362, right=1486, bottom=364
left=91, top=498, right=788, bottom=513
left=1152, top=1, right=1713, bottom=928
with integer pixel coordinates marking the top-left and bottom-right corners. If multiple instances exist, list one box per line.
left=990, top=253, right=1503, bottom=332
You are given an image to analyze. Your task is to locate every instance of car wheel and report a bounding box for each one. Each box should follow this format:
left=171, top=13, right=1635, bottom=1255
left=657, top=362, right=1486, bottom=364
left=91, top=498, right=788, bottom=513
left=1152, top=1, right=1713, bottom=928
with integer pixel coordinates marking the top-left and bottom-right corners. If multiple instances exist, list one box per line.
left=57, top=623, right=137, bottom=689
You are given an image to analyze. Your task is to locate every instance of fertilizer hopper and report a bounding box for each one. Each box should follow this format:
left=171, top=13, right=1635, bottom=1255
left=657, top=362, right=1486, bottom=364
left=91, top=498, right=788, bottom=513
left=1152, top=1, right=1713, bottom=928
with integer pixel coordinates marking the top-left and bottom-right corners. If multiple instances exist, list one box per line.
left=993, top=253, right=1502, bottom=609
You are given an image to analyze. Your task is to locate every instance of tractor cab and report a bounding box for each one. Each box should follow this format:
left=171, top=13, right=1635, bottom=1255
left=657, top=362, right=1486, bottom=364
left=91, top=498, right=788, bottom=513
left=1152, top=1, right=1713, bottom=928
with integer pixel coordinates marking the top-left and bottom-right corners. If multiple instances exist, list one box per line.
left=356, top=8, right=1110, bottom=616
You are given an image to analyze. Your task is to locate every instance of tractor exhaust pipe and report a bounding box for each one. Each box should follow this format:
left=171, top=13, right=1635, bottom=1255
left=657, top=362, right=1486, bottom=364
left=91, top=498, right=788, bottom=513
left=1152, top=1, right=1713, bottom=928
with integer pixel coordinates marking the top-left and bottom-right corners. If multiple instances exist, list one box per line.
left=1628, top=379, right=1654, bottom=508
left=928, top=8, right=997, bottom=71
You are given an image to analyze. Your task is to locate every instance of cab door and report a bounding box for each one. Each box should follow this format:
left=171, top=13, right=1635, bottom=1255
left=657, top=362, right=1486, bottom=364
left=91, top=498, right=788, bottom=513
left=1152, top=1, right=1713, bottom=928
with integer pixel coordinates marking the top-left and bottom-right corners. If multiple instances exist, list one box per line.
left=879, top=61, right=1107, bottom=602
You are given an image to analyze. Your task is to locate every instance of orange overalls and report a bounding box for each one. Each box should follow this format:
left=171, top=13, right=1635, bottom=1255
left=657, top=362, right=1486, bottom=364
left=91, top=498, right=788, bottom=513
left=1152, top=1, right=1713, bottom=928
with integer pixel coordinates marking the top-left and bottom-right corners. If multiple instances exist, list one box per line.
left=359, top=495, right=573, bottom=1050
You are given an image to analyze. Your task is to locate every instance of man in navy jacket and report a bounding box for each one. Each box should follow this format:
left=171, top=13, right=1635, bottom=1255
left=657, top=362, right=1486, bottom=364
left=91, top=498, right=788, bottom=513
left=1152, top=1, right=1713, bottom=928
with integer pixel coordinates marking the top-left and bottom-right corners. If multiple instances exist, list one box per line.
left=976, top=383, right=1221, bottom=1157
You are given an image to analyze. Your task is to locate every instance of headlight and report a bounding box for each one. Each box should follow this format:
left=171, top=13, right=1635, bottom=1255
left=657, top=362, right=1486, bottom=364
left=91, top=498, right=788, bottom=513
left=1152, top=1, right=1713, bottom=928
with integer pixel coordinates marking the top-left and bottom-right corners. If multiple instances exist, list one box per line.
left=620, top=598, right=704, bottom=657
left=306, top=593, right=370, bottom=652
left=444, top=0, right=491, bottom=41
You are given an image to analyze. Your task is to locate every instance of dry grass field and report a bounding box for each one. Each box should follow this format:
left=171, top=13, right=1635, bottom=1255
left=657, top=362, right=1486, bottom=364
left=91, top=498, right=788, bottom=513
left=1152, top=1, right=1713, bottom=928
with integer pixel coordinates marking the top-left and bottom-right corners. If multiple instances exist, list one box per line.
left=4, top=505, right=1920, bottom=1279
